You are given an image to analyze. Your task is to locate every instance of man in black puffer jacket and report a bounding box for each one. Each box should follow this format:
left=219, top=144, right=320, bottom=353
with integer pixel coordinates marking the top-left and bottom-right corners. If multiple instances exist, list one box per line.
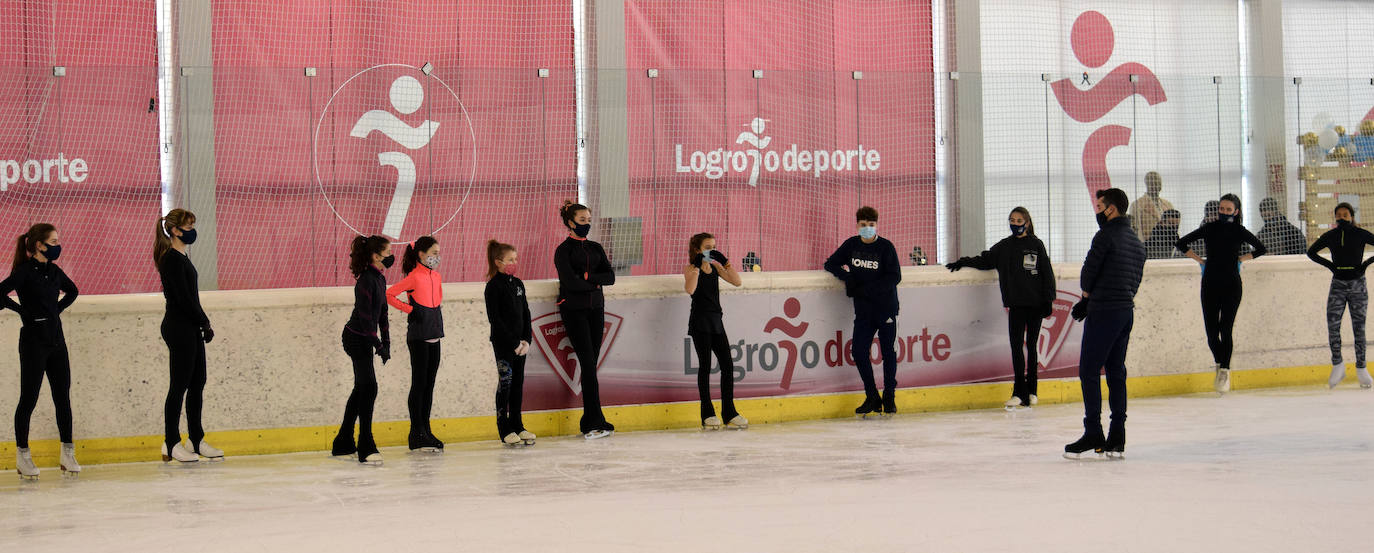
left=1065, top=187, right=1146, bottom=460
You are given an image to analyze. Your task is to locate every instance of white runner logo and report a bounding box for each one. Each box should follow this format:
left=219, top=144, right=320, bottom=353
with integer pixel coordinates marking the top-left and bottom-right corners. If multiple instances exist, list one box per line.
left=675, top=117, right=881, bottom=186
left=348, top=75, right=438, bottom=239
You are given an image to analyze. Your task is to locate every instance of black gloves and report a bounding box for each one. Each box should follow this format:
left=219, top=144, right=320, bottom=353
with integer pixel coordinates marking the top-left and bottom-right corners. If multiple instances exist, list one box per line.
left=1070, top=298, right=1089, bottom=321
left=201, top=324, right=214, bottom=344
left=945, top=258, right=967, bottom=272
left=378, top=339, right=391, bottom=364
left=709, top=250, right=728, bottom=265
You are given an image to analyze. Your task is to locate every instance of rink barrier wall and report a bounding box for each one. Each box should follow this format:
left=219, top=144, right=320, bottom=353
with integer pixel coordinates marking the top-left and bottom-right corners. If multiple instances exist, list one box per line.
left=0, top=256, right=1352, bottom=468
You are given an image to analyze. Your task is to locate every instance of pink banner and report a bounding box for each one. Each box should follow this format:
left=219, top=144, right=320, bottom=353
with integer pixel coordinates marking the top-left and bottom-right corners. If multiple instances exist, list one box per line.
left=520, top=282, right=1084, bottom=411
left=0, top=2, right=161, bottom=294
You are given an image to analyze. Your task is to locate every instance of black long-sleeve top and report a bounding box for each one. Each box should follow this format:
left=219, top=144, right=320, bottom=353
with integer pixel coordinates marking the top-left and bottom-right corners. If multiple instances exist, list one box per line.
left=0, top=258, right=78, bottom=344
left=554, top=236, right=615, bottom=311
left=345, top=265, right=390, bottom=345
left=824, top=236, right=901, bottom=321
left=1176, top=220, right=1266, bottom=282
left=1307, top=222, right=1374, bottom=281
left=1080, top=216, right=1146, bottom=311
left=157, top=249, right=209, bottom=327
left=485, top=272, right=532, bottom=355
left=960, top=234, right=1056, bottom=308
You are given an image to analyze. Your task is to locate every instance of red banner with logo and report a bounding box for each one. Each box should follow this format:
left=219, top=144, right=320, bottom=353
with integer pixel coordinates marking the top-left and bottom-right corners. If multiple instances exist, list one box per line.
left=624, top=0, right=936, bottom=275
left=0, top=2, right=160, bottom=294
left=211, top=1, right=576, bottom=289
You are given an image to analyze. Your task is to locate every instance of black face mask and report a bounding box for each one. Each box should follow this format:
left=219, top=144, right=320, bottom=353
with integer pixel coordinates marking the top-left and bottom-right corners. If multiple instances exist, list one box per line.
left=1096, top=211, right=1109, bottom=228
left=381, top=254, right=396, bottom=268
left=1219, top=214, right=1237, bottom=224
left=178, top=228, right=198, bottom=245
left=571, top=222, right=591, bottom=238
left=41, top=244, right=61, bottom=262
left=1337, top=219, right=1353, bottom=228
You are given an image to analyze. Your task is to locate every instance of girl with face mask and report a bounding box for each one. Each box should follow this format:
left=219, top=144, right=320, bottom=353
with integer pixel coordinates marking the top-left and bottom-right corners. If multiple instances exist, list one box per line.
left=484, top=240, right=535, bottom=446
left=1176, top=194, right=1266, bottom=393
left=1307, top=203, right=1374, bottom=389
left=553, top=200, right=617, bottom=439
left=946, top=207, right=1056, bottom=409
left=683, top=232, right=746, bottom=430
left=153, top=208, right=223, bottom=463
left=334, top=235, right=393, bottom=464
left=387, top=236, right=446, bottom=451
left=2, top=223, right=80, bottom=478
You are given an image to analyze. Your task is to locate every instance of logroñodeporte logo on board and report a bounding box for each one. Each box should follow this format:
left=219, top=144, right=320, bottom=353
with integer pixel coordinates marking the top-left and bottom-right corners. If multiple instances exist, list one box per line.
left=1, top=154, right=90, bottom=192
left=530, top=312, right=624, bottom=395
left=674, top=117, right=882, bottom=186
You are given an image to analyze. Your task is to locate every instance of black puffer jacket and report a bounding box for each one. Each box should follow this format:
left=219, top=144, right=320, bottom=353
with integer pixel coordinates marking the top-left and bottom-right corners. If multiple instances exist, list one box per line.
left=1081, top=216, right=1146, bottom=311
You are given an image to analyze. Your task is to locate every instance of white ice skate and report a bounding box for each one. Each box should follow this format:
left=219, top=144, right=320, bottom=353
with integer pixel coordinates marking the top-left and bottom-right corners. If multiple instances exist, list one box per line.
left=1004, top=396, right=1025, bottom=411
left=726, top=415, right=749, bottom=430
left=583, top=429, right=612, bottom=440
left=1329, top=364, right=1345, bottom=389
left=1357, top=367, right=1372, bottom=389
left=518, top=430, right=537, bottom=445
left=502, top=432, right=524, bottom=446
left=192, top=440, right=224, bottom=461
left=360, top=451, right=383, bottom=465
left=1214, top=368, right=1231, bottom=394
left=162, top=442, right=199, bottom=463
left=60, top=443, right=81, bottom=475
left=1029, top=394, right=1039, bottom=406
left=701, top=416, right=723, bottom=430
left=16, top=448, right=39, bottom=480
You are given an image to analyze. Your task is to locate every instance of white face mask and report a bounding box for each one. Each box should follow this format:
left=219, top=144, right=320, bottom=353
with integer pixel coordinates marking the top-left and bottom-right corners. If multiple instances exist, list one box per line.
left=423, top=255, right=440, bottom=269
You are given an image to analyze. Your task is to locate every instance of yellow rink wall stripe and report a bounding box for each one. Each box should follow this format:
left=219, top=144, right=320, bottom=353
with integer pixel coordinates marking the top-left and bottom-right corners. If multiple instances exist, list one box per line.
left=0, top=364, right=1344, bottom=470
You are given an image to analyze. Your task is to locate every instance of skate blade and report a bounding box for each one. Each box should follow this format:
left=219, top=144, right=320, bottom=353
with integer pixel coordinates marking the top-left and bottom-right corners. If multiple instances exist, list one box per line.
left=522, top=439, right=536, bottom=445
left=16, top=470, right=39, bottom=481
left=199, top=456, right=225, bottom=462
left=583, top=430, right=612, bottom=440
left=360, top=460, right=383, bottom=466
left=162, top=456, right=199, bottom=464
left=60, top=466, right=80, bottom=476
left=1104, top=451, right=1126, bottom=460
left=409, top=447, right=440, bottom=453
left=1062, top=450, right=1106, bottom=461
left=503, top=442, right=530, bottom=448
left=727, top=424, right=749, bottom=430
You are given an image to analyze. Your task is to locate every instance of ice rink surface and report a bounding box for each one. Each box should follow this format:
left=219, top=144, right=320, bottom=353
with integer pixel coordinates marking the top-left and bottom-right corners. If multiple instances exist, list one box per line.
left=2, top=386, right=1371, bottom=552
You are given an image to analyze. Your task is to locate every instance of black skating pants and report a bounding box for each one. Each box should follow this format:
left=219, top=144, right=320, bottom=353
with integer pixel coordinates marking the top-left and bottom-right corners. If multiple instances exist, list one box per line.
left=494, top=348, right=526, bottom=438
left=852, top=316, right=898, bottom=399
left=1007, top=307, right=1043, bottom=403
left=560, top=307, right=609, bottom=433
left=407, top=340, right=441, bottom=436
left=1200, top=276, right=1242, bottom=369
left=690, top=331, right=738, bottom=422
left=14, top=329, right=73, bottom=449
left=339, top=330, right=378, bottom=442
left=162, top=319, right=207, bottom=452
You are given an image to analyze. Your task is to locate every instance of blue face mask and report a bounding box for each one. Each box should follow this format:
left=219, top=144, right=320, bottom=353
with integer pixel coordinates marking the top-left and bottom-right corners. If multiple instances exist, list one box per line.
left=1010, top=224, right=1026, bottom=236
left=41, top=244, right=61, bottom=262
left=700, top=248, right=713, bottom=261
left=858, top=226, right=877, bottom=240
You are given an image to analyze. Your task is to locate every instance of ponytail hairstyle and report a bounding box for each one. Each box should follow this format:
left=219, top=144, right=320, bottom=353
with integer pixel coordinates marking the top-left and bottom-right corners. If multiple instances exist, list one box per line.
left=1219, top=193, right=1243, bottom=225
left=688, top=232, right=714, bottom=263
left=401, top=235, right=438, bottom=275
left=13, top=223, right=56, bottom=273
left=153, top=209, right=196, bottom=268
left=560, top=199, right=589, bottom=229
left=349, top=235, right=390, bottom=277
left=1010, top=206, right=1035, bottom=237
left=486, top=239, right=516, bottom=279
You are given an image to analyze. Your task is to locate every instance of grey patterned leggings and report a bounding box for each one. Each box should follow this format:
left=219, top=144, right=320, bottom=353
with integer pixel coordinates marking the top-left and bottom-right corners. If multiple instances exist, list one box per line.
left=1327, top=277, right=1368, bottom=368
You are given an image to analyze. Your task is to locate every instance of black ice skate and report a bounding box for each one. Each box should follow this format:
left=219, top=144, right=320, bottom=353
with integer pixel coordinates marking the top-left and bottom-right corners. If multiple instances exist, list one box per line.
left=1063, top=432, right=1106, bottom=460
left=855, top=395, right=883, bottom=419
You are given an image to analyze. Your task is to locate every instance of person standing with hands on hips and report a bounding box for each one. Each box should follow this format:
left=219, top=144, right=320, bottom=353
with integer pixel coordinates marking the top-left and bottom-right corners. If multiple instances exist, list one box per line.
left=946, top=207, right=1057, bottom=410
left=553, top=201, right=617, bottom=439
left=1306, top=202, right=1374, bottom=389
left=825, top=206, right=902, bottom=418
left=1065, top=188, right=1145, bottom=460
left=3, top=223, right=81, bottom=479
left=485, top=239, right=537, bottom=446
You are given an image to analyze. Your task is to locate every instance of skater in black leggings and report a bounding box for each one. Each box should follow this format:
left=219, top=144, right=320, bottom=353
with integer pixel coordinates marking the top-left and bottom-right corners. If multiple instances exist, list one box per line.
left=485, top=240, right=535, bottom=446
left=1176, top=193, right=1265, bottom=394
left=387, top=236, right=445, bottom=451
left=554, top=200, right=617, bottom=439
left=334, top=235, right=392, bottom=464
left=683, top=232, right=746, bottom=429
left=946, top=207, right=1056, bottom=409
left=3, top=223, right=80, bottom=478
left=154, top=209, right=222, bottom=463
